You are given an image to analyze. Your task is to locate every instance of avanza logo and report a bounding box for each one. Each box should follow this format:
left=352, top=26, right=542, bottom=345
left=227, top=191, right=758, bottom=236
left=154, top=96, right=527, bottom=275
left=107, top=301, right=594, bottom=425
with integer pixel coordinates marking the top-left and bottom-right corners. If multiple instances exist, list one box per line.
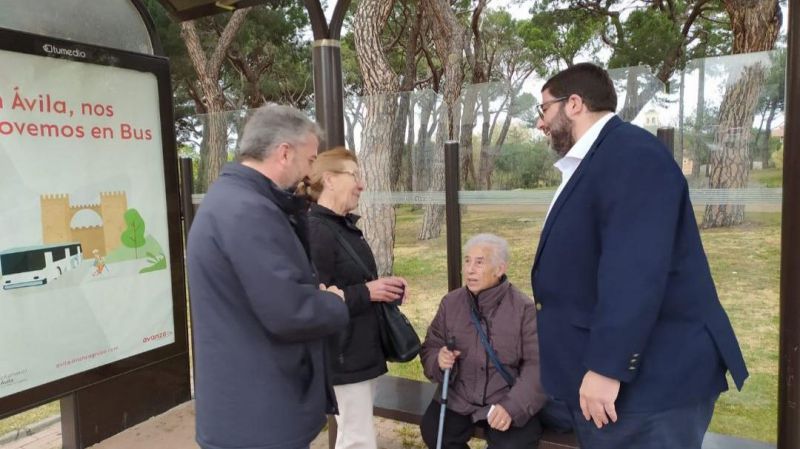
left=42, top=43, right=87, bottom=59
left=142, top=331, right=172, bottom=343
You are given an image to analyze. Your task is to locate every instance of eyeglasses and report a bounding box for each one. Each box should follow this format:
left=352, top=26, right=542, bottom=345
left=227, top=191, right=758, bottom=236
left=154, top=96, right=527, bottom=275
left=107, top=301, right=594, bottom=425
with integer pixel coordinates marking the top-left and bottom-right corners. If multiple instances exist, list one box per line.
left=535, top=96, right=569, bottom=120
left=335, top=170, right=363, bottom=182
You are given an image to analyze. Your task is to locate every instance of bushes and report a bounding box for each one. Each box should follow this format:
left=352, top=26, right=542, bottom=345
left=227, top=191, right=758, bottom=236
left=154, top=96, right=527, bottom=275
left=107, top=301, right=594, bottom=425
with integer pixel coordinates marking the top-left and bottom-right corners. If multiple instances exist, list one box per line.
left=492, top=140, right=559, bottom=189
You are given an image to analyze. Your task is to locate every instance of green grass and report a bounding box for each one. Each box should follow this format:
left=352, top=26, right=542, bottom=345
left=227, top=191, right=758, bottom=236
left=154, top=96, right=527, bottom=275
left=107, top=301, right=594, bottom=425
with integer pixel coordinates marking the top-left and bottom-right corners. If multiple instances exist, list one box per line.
left=686, top=167, right=782, bottom=189
left=0, top=402, right=59, bottom=438
left=750, top=168, right=783, bottom=188
left=0, top=204, right=780, bottom=444
left=699, top=212, right=780, bottom=442
left=389, top=205, right=780, bottom=443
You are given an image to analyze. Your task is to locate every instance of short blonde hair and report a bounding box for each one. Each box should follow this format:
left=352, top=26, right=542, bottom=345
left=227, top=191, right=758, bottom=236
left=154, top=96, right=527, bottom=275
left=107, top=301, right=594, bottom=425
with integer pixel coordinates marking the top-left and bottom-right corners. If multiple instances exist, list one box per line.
left=296, top=147, right=358, bottom=202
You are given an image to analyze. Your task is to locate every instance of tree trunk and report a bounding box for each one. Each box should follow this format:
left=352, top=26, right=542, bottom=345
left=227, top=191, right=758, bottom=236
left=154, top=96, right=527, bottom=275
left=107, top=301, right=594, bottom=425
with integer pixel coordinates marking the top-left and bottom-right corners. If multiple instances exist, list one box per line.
left=391, top=94, right=412, bottom=191
left=359, top=94, right=398, bottom=275
left=404, top=95, right=416, bottom=191
left=702, top=0, right=780, bottom=228
left=418, top=113, right=447, bottom=240
left=196, top=114, right=209, bottom=191
left=458, top=0, right=489, bottom=190
left=180, top=9, right=250, bottom=190
left=459, top=86, right=480, bottom=188
left=477, top=87, right=493, bottom=189
left=616, top=66, right=663, bottom=122
left=760, top=99, right=778, bottom=167
left=413, top=90, right=437, bottom=192
left=203, top=109, right=228, bottom=190
left=390, top=6, right=423, bottom=192
left=418, top=0, right=465, bottom=240
left=691, top=54, right=706, bottom=178
left=353, top=0, right=400, bottom=275
left=344, top=96, right=363, bottom=151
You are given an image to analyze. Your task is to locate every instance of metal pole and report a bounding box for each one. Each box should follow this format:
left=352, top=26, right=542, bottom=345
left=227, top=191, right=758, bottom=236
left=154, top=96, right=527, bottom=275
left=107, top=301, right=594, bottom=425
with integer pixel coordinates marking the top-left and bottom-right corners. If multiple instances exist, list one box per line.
left=312, top=40, right=345, bottom=150
left=656, top=127, right=675, bottom=158
left=444, top=141, right=461, bottom=291
left=304, top=0, right=349, bottom=152
left=435, top=337, right=457, bottom=449
left=778, top=1, right=800, bottom=447
left=179, top=157, right=195, bottom=235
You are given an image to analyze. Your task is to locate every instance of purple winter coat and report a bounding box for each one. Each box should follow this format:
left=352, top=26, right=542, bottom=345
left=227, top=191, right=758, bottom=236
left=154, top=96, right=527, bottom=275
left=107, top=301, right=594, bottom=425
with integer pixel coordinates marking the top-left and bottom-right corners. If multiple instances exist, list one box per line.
left=420, top=279, right=547, bottom=427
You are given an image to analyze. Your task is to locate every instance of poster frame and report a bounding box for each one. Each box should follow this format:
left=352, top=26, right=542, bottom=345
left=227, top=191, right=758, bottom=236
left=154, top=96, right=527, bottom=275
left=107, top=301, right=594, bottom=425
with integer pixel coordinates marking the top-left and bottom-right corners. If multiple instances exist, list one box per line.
left=0, top=26, right=188, bottom=419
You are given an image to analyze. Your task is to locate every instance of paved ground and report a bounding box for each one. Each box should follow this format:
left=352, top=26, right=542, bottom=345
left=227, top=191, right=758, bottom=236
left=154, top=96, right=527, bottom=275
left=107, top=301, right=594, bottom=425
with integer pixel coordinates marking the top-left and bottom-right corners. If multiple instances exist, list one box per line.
left=0, top=402, right=426, bottom=449
left=0, top=402, right=775, bottom=449
left=0, top=419, right=61, bottom=449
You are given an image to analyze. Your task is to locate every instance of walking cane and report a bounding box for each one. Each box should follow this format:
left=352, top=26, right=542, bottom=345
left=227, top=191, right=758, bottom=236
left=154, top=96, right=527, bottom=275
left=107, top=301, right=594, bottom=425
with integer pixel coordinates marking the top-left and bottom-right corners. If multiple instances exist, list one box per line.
left=435, top=336, right=457, bottom=449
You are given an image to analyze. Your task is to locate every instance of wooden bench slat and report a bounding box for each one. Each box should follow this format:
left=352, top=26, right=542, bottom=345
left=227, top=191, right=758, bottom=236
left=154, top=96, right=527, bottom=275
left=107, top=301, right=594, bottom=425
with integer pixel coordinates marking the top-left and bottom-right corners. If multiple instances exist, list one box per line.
left=369, top=376, right=579, bottom=448
left=373, top=376, right=436, bottom=425
left=359, top=376, right=773, bottom=449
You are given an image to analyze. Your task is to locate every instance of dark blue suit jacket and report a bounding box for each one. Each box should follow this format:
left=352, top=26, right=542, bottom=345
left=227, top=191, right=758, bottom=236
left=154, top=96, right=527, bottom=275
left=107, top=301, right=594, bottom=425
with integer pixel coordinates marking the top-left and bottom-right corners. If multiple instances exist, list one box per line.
left=531, top=116, right=748, bottom=412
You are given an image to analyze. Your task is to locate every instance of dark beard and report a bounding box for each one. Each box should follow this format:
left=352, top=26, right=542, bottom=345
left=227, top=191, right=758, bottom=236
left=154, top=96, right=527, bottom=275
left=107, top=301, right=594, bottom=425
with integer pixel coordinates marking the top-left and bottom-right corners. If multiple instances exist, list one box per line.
left=550, top=129, right=575, bottom=157
left=549, top=107, right=575, bottom=157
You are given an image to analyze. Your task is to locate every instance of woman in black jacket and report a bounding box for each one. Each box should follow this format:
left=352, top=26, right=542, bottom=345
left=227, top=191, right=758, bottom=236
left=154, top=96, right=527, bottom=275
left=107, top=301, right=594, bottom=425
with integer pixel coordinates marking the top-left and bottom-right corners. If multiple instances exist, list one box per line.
left=299, top=147, right=408, bottom=449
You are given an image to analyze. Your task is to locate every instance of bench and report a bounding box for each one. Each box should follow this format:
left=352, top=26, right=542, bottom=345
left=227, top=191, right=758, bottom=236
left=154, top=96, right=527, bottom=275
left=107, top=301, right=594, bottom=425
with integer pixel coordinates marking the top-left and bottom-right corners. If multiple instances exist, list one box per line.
left=327, top=376, right=777, bottom=449
left=327, top=375, right=579, bottom=449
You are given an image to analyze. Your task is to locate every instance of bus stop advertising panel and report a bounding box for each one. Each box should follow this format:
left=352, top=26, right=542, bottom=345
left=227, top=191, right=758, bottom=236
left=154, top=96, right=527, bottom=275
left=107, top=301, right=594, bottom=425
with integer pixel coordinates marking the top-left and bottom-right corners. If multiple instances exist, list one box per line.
left=0, top=27, right=185, bottom=407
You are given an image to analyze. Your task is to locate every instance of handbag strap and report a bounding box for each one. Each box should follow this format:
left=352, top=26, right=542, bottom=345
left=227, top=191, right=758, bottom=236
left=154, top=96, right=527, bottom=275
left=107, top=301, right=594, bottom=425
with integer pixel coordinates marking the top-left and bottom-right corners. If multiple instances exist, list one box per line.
left=469, top=305, right=515, bottom=387
left=310, top=215, right=376, bottom=281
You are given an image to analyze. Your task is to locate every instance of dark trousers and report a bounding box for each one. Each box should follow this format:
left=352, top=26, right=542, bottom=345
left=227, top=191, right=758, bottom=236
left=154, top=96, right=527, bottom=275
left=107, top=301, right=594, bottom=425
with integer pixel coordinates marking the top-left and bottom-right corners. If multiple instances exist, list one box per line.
left=566, top=396, right=717, bottom=449
left=420, top=400, right=542, bottom=449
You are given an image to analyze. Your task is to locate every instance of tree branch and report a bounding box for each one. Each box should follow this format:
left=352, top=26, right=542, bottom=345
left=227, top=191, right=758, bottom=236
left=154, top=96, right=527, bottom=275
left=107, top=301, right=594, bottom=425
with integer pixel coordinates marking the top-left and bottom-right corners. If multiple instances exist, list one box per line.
left=209, top=8, right=251, bottom=79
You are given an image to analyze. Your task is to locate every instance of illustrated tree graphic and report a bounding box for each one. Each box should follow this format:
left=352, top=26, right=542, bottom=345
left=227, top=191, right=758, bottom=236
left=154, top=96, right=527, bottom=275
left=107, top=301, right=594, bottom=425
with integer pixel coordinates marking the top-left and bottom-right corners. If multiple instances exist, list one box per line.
left=121, top=209, right=146, bottom=258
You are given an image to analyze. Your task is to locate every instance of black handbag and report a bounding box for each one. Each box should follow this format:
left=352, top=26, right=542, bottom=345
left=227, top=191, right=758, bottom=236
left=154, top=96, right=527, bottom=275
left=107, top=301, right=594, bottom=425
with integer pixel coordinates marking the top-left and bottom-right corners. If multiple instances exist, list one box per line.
left=318, top=217, right=421, bottom=363
left=374, top=300, right=421, bottom=362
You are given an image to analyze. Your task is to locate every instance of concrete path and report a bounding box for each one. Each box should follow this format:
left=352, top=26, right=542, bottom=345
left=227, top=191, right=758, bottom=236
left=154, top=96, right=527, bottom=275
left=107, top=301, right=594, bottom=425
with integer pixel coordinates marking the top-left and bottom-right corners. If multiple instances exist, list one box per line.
left=0, top=401, right=426, bottom=449
left=1, top=402, right=775, bottom=449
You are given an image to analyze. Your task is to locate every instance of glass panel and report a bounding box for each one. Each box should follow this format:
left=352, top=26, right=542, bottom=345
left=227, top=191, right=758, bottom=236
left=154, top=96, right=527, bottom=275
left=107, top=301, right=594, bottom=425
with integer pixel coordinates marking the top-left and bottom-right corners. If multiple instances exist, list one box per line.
left=685, top=51, right=783, bottom=443
left=182, top=50, right=783, bottom=442
left=0, top=0, right=153, bottom=54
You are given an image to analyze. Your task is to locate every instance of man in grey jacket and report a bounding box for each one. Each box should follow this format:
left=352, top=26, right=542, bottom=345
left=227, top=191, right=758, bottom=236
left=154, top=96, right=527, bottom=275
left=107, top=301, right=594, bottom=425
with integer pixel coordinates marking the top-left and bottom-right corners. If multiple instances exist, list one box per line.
left=187, top=105, right=350, bottom=449
left=420, top=234, right=547, bottom=449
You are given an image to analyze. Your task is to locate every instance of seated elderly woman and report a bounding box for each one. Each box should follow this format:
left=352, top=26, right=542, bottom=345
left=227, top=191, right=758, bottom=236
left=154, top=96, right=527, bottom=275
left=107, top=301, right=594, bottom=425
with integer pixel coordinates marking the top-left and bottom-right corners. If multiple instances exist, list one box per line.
left=419, top=233, right=547, bottom=449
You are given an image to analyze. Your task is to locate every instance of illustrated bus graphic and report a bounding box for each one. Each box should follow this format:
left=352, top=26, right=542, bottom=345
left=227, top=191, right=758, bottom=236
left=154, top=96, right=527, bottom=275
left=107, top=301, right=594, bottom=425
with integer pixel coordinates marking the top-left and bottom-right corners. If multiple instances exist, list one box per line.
left=0, top=243, right=83, bottom=290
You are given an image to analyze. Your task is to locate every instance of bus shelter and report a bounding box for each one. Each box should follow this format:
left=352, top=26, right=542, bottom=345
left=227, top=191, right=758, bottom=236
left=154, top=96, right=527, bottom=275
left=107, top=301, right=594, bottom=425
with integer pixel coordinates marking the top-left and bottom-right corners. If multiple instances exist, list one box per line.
left=0, top=1, right=798, bottom=448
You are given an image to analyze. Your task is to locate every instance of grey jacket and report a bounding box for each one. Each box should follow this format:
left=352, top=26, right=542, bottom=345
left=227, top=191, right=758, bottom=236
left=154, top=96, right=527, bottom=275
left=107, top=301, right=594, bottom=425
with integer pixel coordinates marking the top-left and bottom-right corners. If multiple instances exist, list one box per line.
left=188, top=163, right=349, bottom=449
left=421, top=279, right=547, bottom=426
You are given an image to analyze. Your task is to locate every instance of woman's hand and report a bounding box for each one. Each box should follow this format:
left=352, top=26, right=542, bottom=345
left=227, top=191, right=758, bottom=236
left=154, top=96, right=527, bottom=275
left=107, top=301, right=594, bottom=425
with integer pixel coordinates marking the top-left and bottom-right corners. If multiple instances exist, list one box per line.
left=437, top=346, right=461, bottom=370
left=366, top=276, right=407, bottom=302
left=487, top=404, right=512, bottom=431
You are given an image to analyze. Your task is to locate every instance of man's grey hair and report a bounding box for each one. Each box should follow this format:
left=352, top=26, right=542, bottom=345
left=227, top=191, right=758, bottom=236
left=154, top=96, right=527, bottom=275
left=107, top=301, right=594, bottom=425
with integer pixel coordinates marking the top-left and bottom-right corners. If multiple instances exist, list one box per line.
left=236, top=104, right=324, bottom=161
left=463, top=233, right=510, bottom=266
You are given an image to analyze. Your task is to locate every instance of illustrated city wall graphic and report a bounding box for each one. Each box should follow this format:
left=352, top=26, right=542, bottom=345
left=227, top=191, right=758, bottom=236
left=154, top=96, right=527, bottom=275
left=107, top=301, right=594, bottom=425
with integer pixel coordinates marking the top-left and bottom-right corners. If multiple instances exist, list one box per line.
left=0, top=190, right=167, bottom=291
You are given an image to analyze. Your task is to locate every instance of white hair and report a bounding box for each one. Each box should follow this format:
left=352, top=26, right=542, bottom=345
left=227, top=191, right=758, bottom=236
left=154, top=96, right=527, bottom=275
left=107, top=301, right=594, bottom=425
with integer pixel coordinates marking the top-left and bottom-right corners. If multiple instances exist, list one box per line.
left=463, top=233, right=510, bottom=267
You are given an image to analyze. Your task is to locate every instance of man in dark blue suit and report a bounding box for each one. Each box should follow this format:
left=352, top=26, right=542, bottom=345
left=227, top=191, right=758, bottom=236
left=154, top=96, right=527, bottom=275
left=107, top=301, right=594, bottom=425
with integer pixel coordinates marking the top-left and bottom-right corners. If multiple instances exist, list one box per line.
left=530, top=63, right=748, bottom=448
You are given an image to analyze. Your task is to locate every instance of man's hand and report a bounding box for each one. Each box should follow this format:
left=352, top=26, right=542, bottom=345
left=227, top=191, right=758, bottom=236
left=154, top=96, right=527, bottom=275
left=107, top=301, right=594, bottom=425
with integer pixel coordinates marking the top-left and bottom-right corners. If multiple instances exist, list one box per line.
left=487, top=404, right=512, bottom=432
left=437, top=346, right=461, bottom=370
left=579, top=370, right=620, bottom=429
left=320, top=284, right=345, bottom=301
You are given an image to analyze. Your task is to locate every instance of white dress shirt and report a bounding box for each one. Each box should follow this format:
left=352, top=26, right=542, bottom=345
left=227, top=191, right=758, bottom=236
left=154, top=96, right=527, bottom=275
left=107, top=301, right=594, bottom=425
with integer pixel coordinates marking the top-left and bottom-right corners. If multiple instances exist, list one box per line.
left=545, top=113, right=616, bottom=220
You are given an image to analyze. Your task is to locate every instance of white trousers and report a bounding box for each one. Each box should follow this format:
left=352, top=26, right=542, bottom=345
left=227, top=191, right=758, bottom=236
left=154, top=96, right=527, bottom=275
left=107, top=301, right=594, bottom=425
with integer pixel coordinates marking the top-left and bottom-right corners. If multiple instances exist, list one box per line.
left=333, top=378, right=378, bottom=449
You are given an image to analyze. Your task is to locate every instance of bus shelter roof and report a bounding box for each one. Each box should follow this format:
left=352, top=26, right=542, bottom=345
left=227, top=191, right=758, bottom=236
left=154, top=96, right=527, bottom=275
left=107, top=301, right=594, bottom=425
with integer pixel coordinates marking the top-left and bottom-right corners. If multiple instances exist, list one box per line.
left=154, top=0, right=281, bottom=21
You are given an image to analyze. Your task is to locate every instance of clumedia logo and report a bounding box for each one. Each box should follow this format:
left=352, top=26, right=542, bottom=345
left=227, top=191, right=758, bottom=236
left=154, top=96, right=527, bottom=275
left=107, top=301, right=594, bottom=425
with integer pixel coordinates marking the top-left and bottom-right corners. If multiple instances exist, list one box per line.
left=42, top=43, right=87, bottom=59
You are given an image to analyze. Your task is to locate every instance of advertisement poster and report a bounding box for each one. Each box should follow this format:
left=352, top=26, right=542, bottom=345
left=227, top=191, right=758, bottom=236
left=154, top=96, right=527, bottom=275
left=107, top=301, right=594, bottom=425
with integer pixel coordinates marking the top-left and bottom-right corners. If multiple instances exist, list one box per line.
left=0, top=47, right=175, bottom=399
